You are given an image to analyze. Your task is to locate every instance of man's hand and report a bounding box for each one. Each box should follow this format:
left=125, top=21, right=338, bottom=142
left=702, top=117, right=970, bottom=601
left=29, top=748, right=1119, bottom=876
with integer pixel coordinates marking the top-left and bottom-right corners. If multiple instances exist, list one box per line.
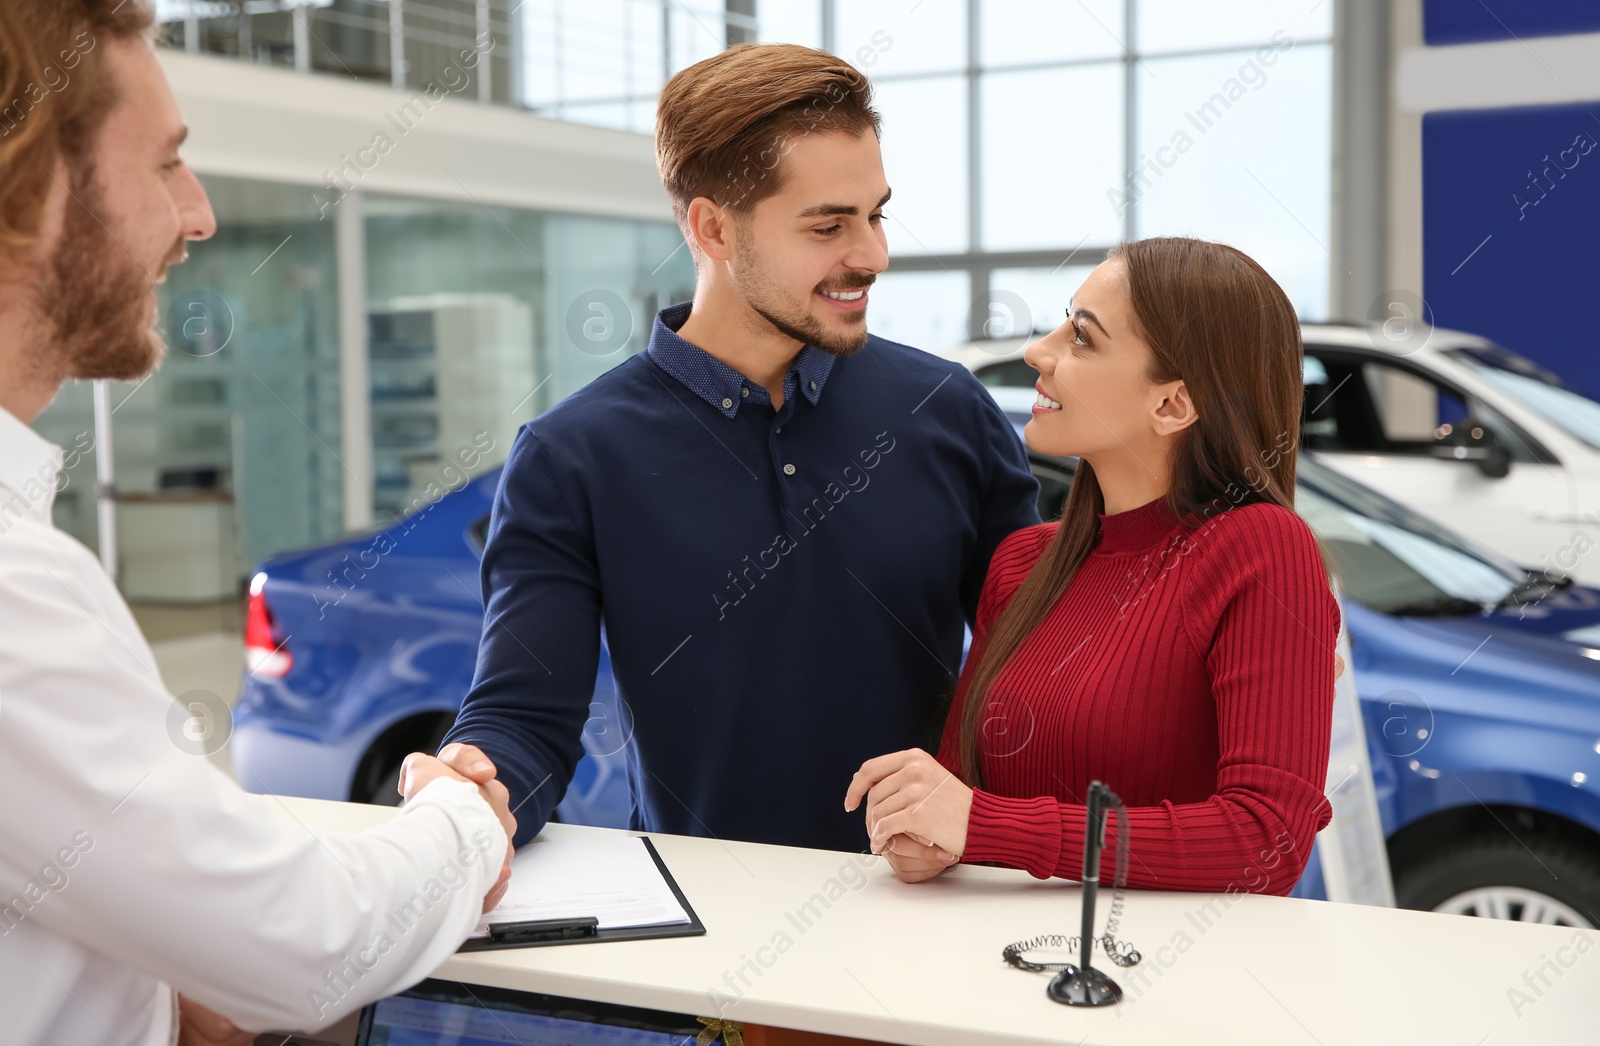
left=398, top=749, right=516, bottom=913
left=435, top=742, right=500, bottom=787
left=878, top=832, right=959, bottom=884
left=177, top=995, right=254, bottom=1046
left=1335, top=652, right=1345, bottom=681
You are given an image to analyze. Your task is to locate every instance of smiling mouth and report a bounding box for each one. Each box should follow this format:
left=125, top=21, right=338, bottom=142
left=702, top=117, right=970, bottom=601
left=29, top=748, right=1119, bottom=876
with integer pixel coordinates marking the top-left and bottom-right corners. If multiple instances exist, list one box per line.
left=1034, top=386, right=1062, bottom=411
left=816, top=286, right=870, bottom=312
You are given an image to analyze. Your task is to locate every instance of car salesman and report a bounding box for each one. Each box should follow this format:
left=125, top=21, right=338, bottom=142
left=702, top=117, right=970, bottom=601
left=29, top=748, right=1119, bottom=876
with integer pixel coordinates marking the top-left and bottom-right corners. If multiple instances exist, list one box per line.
left=0, top=3, right=515, bottom=1043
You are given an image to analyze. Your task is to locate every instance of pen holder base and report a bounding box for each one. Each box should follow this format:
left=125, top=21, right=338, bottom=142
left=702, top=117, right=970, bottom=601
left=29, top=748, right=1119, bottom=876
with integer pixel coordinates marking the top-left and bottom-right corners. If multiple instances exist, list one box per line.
left=1046, top=964, right=1122, bottom=1007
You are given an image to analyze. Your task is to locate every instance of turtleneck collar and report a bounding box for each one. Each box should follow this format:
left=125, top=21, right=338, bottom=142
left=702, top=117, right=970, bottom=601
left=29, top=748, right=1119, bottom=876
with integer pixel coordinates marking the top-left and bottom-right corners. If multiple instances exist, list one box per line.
left=1094, top=495, right=1181, bottom=554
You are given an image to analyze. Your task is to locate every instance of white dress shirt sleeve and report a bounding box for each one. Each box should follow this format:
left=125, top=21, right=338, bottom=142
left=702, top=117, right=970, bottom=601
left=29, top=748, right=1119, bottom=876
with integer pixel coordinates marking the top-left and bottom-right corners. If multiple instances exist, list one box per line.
left=0, top=528, right=508, bottom=1035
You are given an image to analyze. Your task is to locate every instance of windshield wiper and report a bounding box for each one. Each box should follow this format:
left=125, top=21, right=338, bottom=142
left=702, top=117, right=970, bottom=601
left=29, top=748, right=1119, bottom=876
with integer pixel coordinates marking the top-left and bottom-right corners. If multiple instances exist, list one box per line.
left=1386, top=594, right=1489, bottom=618
left=1495, top=570, right=1575, bottom=610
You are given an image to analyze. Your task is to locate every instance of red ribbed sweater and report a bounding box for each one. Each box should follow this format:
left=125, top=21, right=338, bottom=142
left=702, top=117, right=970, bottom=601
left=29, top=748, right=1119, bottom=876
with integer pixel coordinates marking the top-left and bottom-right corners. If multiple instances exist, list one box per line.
left=935, top=496, right=1341, bottom=895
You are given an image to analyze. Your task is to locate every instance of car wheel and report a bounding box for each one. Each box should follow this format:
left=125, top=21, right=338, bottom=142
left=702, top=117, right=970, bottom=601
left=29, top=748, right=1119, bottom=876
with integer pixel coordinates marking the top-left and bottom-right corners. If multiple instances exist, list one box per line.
left=371, top=763, right=403, bottom=808
left=1395, top=834, right=1600, bottom=928
left=353, top=715, right=455, bottom=806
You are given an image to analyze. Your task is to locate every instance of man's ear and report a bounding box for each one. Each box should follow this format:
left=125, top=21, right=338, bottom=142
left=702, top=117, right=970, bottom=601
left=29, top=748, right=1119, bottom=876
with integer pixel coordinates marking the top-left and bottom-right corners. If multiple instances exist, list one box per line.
left=1151, top=380, right=1199, bottom=437
left=684, top=196, right=734, bottom=264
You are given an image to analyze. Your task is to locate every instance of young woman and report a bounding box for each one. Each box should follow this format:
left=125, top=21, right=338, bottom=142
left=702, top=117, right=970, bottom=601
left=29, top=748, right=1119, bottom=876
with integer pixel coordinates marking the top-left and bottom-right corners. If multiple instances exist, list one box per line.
left=845, top=236, right=1341, bottom=896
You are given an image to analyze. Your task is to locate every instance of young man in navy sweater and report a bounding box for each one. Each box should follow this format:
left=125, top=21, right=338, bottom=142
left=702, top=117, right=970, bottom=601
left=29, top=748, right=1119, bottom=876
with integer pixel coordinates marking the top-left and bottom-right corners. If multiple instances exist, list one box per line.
left=413, top=43, right=1039, bottom=860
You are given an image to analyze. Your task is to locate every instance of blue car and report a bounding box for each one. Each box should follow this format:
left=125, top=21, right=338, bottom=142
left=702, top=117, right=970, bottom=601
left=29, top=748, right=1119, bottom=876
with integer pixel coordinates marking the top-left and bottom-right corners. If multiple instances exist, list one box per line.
left=234, top=446, right=1600, bottom=926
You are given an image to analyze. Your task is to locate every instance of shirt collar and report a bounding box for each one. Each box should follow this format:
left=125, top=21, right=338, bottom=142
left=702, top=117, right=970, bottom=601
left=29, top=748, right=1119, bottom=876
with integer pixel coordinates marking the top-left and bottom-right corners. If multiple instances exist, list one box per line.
left=0, top=404, right=63, bottom=524
left=646, top=301, right=836, bottom=419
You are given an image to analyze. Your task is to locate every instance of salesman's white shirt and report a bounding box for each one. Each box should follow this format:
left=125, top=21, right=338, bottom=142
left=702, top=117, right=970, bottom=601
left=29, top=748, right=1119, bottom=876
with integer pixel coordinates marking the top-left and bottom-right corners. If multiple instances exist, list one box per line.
left=0, top=405, right=507, bottom=1045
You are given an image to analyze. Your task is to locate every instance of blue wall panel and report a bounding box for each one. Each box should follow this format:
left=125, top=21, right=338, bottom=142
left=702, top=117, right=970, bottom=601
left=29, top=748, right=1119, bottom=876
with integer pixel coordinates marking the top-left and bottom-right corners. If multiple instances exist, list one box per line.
left=1424, top=0, right=1600, bottom=46
left=1422, top=102, right=1600, bottom=394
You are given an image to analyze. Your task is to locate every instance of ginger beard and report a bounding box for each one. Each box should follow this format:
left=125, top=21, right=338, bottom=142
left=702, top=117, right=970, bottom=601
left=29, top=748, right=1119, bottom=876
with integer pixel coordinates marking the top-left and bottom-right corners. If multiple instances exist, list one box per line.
left=730, top=219, right=872, bottom=357
left=31, top=162, right=184, bottom=384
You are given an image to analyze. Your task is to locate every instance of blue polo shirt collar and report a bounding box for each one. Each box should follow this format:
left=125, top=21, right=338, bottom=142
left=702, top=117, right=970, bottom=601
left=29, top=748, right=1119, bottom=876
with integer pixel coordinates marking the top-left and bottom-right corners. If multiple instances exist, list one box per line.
left=647, top=301, right=835, bottom=419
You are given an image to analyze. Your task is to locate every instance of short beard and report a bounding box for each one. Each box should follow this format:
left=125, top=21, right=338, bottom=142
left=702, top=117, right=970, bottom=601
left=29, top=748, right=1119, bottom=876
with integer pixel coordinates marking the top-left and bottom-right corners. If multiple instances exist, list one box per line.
left=30, top=162, right=173, bottom=385
left=732, top=224, right=871, bottom=358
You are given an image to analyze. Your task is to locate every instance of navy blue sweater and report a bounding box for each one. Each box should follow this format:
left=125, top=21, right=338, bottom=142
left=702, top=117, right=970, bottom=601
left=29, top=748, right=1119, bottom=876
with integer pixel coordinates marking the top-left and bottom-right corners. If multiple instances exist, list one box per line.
left=444, top=303, right=1040, bottom=851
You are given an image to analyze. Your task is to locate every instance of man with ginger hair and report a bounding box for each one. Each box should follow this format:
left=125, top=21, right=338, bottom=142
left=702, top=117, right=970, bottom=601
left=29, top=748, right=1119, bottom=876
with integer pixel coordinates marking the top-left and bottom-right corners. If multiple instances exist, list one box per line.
left=434, top=44, right=1039, bottom=875
left=0, top=4, right=515, bottom=1043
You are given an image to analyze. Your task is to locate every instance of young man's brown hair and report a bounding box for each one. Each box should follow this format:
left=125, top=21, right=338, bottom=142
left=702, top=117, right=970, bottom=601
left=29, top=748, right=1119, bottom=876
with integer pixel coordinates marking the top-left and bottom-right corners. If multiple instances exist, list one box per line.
left=0, top=0, right=155, bottom=247
left=654, top=42, right=881, bottom=231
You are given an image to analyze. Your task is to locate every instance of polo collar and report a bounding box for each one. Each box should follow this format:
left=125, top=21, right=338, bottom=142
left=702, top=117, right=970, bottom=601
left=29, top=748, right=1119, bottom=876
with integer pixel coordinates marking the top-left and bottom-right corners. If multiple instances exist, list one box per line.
left=647, top=302, right=836, bottom=418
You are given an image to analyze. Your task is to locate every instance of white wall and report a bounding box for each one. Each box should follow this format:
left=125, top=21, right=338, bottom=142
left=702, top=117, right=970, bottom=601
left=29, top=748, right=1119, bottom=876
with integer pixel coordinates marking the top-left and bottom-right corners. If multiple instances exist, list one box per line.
left=159, top=49, right=674, bottom=222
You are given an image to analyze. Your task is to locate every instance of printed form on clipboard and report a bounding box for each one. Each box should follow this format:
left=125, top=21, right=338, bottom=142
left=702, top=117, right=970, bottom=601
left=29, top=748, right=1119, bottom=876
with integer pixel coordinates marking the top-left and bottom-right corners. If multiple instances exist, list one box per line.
left=463, top=834, right=705, bottom=951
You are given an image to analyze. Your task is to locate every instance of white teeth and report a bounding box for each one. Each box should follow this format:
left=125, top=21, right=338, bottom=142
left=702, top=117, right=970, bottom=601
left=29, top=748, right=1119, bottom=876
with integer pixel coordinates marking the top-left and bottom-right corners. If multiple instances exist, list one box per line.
left=822, top=289, right=865, bottom=301
left=1035, top=391, right=1062, bottom=410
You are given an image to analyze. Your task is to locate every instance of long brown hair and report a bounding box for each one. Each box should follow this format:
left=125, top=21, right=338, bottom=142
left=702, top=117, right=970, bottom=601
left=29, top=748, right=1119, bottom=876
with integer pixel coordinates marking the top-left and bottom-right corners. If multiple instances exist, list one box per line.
left=957, top=236, right=1325, bottom=788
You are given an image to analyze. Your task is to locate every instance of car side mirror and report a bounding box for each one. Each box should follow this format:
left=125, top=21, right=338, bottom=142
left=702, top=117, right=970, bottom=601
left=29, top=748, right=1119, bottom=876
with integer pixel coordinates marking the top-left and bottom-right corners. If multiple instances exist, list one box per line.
left=1430, top=422, right=1512, bottom=479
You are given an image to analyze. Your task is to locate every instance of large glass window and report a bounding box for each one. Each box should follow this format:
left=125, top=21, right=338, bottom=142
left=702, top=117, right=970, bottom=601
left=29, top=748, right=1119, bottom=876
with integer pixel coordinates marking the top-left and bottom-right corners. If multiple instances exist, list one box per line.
left=151, top=0, right=1335, bottom=366
left=1135, top=0, right=1331, bottom=56
left=31, top=178, right=692, bottom=619
left=757, top=0, right=822, bottom=48
left=835, top=0, right=966, bottom=77
left=981, top=63, right=1125, bottom=251
left=874, top=76, right=970, bottom=257
left=33, top=175, right=343, bottom=614
left=365, top=196, right=693, bottom=521
left=980, top=0, right=1126, bottom=66
left=817, top=1, right=1329, bottom=350
left=1132, top=38, right=1333, bottom=318
left=521, top=0, right=702, bottom=132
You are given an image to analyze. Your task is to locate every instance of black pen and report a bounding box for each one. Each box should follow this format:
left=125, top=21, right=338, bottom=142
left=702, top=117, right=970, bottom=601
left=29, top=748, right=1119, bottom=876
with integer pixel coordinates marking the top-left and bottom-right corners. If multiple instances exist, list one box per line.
left=1080, top=781, right=1109, bottom=975
left=488, top=916, right=600, bottom=944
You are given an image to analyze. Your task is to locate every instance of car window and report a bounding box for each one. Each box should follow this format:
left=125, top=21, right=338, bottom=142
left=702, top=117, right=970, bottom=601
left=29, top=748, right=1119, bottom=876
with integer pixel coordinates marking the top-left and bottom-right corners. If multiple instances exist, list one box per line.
left=1296, top=483, right=1517, bottom=612
left=974, top=358, right=1036, bottom=388
left=1447, top=345, right=1600, bottom=453
left=1301, top=348, right=1542, bottom=463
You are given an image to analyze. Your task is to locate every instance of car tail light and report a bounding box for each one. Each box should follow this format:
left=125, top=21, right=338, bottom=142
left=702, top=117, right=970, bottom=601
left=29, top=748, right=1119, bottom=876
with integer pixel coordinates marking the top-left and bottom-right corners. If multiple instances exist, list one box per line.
left=245, top=572, right=292, bottom=678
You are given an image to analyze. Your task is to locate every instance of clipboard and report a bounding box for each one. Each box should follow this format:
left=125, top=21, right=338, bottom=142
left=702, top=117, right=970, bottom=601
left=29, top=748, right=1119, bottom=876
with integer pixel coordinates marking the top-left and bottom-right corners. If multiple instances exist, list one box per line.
left=458, top=836, right=706, bottom=952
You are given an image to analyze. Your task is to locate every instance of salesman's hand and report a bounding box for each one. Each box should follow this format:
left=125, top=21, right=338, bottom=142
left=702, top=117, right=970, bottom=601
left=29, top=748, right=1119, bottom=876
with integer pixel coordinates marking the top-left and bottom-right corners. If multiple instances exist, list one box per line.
left=398, top=750, right=516, bottom=913
left=1335, top=652, right=1345, bottom=681
left=431, top=743, right=515, bottom=909
left=845, top=749, right=973, bottom=863
left=177, top=994, right=254, bottom=1046
left=879, top=832, right=960, bottom=884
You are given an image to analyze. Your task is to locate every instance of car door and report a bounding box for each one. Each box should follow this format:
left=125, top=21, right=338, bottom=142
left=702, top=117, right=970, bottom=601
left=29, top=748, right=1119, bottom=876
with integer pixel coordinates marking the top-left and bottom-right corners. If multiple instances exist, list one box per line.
left=1301, top=347, right=1572, bottom=573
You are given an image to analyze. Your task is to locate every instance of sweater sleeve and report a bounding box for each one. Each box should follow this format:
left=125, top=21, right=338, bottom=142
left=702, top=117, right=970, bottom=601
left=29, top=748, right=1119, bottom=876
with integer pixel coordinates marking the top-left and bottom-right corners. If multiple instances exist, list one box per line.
left=442, top=428, right=597, bottom=845
left=959, top=503, right=1341, bottom=895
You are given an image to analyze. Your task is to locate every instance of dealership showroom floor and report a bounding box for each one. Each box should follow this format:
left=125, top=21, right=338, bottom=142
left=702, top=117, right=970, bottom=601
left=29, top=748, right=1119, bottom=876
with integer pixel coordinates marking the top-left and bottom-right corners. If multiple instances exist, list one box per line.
left=17, top=2, right=1600, bottom=1044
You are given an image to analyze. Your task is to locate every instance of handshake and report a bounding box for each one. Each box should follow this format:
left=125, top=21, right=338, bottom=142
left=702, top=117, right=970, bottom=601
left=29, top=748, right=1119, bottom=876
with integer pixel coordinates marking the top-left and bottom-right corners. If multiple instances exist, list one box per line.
left=395, top=742, right=518, bottom=914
